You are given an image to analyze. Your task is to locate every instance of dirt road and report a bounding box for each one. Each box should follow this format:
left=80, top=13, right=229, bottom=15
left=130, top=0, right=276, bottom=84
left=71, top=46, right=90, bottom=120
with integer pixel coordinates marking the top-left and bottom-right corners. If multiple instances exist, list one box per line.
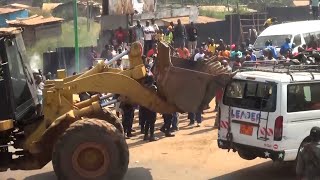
left=1, top=105, right=296, bottom=180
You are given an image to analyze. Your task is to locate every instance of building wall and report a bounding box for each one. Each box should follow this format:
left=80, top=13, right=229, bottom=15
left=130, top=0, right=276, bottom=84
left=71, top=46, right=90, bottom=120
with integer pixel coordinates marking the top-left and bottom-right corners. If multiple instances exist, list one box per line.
left=138, top=6, right=197, bottom=21
left=101, top=15, right=129, bottom=30
left=100, top=5, right=198, bottom=30
left=1, top=0, right=33, bottom=6
left=43, top=47, right=94, bottom=75
left=52, top=3, right=87, bottom=20
left=20, top=23, right=62, bottom=47
left=22, top=27, right=35, bottom=47
left=0, top=10, right=28, bottom=27
left=266, top=6, right=311, bottom=22
left=34, top=23, right=62, bottom=40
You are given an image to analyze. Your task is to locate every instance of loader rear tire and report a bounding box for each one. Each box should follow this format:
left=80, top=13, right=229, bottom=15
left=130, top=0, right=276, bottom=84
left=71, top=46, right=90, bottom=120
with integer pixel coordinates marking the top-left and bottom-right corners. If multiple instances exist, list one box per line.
left=86, top=108, right=124, bottom=135
left=52, top=119, right=129, bottom=180
left=95, top=108, right=124, bottom=135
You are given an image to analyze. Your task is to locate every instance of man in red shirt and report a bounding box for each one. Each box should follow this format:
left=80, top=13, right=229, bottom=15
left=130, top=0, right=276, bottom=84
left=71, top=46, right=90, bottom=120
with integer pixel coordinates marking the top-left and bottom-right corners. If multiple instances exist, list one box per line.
left=115, top=27, right=126, bottom=45
left=147, top=43, right=158, bottom=58
left=176, top=44, right=191, bottom=59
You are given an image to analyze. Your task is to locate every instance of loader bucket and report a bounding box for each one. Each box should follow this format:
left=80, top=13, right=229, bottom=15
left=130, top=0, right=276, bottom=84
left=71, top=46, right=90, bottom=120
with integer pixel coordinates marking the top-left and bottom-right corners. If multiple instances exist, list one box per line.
left=154, top=42, right=234, bottom=113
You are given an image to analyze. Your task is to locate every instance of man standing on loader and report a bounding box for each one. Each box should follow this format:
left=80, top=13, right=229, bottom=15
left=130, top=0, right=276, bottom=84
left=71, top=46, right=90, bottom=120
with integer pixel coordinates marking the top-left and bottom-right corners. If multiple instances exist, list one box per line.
left=35, top=75, right=44, bottom=115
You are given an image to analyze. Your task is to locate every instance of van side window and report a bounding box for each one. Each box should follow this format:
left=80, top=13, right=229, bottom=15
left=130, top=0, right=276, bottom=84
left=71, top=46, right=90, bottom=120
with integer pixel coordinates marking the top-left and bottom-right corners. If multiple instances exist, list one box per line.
left=303, top=31, right=320, bottom=48
left=287, top=83, right=320, bottom=112
left=293, top=35, right=301, bottom=46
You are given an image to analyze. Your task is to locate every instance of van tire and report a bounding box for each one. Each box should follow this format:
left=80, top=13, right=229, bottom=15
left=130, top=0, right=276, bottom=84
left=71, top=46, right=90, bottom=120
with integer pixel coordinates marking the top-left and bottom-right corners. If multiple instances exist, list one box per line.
left=238, top=150, right=257, bottom=160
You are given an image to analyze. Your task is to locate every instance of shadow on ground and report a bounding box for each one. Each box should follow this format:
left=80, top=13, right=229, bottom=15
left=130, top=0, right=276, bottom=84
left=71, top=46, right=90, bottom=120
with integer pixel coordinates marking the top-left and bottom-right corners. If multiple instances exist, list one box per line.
left=23, top=167, right=153, bottom=180
left=210, top=161, right=296, bottom=180
left=124, top=167, right=153, bottom=180
left=188, top=127, right=216, bottom=135
left=24, top=171, right=56, bottom=180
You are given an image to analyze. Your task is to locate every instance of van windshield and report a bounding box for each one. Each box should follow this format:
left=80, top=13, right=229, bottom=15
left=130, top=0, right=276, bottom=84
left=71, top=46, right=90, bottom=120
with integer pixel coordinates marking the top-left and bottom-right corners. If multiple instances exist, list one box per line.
left=254, top=35, right=292, bottom=49
left=223, top=80, right=277, bottom=112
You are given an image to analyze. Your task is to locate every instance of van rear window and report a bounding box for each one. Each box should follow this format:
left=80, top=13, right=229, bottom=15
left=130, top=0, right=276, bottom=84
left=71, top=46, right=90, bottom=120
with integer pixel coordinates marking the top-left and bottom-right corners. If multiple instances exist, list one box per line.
left=287, top=83, right=320, bottom=112
left=223, top=80, right=277, bottom=112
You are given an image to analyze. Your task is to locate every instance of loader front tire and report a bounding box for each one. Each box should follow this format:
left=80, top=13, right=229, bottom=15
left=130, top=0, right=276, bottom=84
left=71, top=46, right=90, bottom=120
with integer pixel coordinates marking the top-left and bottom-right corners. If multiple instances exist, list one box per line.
left=52, top=119, right=129, bottom=180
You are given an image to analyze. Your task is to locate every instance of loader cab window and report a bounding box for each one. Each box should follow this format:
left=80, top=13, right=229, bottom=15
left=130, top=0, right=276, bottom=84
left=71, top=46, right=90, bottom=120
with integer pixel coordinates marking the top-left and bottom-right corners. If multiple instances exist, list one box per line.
left=223, top=80, right=277, bottom=112
left=5, top=39, right=32, bottom=107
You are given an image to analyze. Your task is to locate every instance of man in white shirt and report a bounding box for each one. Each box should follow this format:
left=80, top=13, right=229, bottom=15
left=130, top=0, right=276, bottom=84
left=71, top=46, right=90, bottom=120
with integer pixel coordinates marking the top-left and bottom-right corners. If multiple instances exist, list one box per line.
left=143, top=21, right=155, bottom=55
left=311, top=0, right=320, bottom=20
left=194, top=48, right=205, bottom=61
left=35, top=75, right=44, bottom=115
left=151, top=18, right=159, bottom=32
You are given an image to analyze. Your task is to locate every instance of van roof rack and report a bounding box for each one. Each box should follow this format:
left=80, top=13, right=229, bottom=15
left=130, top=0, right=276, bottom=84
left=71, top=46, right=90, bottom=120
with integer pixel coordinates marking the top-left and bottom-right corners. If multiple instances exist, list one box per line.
left=240, top=60, right=320, bottom=73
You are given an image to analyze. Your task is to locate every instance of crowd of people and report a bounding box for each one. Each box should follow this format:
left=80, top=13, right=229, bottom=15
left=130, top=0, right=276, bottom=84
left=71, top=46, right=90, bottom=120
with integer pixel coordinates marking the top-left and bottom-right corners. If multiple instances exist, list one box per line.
left=94, top=18, right=271, bottom=141
left=96, top=19, right=233, bottom=141
left=84, top=16, right=320, bottom=143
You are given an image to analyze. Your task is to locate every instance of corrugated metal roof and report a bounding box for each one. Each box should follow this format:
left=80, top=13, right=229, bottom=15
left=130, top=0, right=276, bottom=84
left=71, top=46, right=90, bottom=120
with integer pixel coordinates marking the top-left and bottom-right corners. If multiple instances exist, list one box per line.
left=161, top=16, right=222, bottom=25
left=0, top=27, right=22, bottom=36
left=0, top=7, right=24, bottom=15
left=5, top=3, right=31, bottom=9
left=7, top=15, right=64, bottom=26
left=42, top=3, right=63, bottom=11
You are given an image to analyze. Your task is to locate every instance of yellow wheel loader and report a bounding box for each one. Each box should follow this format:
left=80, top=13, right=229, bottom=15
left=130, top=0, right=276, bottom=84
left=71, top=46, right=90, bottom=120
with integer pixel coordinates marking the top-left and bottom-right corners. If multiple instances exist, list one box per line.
left=0, top=27, right=233, bottom=180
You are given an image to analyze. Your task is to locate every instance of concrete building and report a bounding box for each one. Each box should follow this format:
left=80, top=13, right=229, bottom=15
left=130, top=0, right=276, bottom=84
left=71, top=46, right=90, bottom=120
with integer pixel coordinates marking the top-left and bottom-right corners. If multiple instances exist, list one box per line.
left=0, top=7, right=28, bottom=27
left=7, top=15, right=64, bottom=47
left=293, top=0, right=309, bottom=6
left=52, top=1, right=101, bottom=21
left=0, top=0, right=32, bottom=6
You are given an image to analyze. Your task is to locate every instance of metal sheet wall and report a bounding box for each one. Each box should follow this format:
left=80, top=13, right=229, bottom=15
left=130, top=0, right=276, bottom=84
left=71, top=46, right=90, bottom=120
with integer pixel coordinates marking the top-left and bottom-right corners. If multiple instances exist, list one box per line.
left=108, top=0, right=134, bottom=15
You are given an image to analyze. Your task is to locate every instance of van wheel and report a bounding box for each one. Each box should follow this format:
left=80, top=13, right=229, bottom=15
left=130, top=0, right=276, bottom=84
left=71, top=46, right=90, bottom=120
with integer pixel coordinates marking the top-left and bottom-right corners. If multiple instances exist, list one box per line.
left=238, top=150, right=257, bottom=160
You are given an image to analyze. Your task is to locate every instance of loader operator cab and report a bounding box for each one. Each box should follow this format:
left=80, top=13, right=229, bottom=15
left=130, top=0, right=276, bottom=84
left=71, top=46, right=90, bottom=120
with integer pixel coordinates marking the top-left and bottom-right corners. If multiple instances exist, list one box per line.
left=0, top=28, right=37, bottom=123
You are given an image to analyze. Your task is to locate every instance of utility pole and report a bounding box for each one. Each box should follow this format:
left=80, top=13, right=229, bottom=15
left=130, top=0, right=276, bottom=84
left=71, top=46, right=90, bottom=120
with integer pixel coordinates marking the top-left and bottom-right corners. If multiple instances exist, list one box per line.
left=87, top=0, right=90, bottom=32
left=73, top=0, right=80, bottom=73
left=227, top=0, right=230, bottom=11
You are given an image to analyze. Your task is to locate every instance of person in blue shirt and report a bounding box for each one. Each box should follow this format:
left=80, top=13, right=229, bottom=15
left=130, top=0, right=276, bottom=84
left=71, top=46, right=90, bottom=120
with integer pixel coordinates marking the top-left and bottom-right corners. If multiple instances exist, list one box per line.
left=280, top=38, right=293, bottom=56
left=265, top=40, right=278, bottom=59
left=247, top=48, right=257, bottom=61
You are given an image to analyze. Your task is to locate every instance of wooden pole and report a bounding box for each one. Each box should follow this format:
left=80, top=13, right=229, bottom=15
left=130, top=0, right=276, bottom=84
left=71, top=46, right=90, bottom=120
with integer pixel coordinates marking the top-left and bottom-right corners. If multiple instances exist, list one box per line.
left=230, top=15, right=233, bottom=45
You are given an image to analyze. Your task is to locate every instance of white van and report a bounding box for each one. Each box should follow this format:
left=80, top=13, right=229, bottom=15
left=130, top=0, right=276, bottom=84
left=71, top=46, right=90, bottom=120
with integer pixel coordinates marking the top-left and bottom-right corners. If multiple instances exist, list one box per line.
left=253, top=20, right=320, bottom=56
left=218, top=63, right=320, bottom=162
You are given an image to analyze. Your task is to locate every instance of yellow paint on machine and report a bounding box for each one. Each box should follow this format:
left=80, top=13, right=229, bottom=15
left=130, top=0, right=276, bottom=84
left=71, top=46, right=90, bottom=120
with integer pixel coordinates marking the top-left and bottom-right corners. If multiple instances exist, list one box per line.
left=0, top=119, right=14, bottom=132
